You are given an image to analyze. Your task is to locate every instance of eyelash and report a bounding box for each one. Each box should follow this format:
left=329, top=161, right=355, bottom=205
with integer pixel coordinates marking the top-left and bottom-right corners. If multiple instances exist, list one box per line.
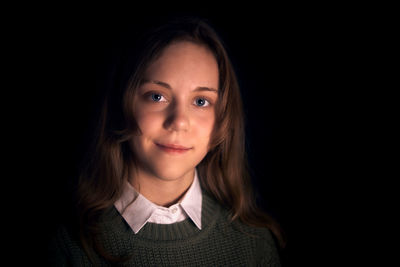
left=144, top=91, right=213, bottom=108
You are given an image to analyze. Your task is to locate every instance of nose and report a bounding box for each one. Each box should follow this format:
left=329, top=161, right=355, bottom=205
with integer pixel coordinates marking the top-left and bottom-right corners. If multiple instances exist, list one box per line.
left=163, top=101, right=189, bottom=132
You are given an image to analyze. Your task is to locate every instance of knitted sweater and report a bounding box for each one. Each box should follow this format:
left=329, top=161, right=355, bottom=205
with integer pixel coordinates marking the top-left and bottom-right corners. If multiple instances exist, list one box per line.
left=49, top=191, right=281, bottom=266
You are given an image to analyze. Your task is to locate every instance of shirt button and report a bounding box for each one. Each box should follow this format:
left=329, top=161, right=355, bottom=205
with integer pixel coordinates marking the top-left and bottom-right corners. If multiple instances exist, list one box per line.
left=171, top=207, right=177, bottom=214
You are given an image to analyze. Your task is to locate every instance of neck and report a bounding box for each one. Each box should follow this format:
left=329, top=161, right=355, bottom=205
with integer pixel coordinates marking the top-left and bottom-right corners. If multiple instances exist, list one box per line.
left=131, top=168, right=195, bottom=207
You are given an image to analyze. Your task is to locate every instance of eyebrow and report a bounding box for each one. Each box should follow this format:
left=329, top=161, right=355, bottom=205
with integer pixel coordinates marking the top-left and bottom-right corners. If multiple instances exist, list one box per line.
left=142, top=79, right=218, bottom=94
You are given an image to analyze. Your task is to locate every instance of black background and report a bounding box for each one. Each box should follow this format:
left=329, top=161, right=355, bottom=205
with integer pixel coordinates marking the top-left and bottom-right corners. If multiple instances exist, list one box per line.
left=6, top=4, right=375, bottom=266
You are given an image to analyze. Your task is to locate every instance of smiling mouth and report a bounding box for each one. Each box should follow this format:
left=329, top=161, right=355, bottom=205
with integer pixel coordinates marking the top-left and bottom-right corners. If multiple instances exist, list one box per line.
left=155, top=143, right=192, bottom=154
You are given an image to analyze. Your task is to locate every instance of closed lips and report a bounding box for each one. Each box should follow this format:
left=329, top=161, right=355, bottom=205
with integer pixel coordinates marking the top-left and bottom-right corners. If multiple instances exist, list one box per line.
left=156, top=143, right=192, bottom=150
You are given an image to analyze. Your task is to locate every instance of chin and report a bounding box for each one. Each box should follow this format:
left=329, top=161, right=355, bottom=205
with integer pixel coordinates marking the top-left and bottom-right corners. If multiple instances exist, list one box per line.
left=151, top=163, right=193, bottom=181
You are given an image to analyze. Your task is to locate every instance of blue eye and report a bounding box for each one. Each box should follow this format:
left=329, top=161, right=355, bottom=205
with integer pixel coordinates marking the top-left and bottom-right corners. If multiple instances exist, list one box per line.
left=151, top=93, right=164, bottom=102
left=195, top=98, right=210, bottom=107
left=146, top=92, right=210, bottom=107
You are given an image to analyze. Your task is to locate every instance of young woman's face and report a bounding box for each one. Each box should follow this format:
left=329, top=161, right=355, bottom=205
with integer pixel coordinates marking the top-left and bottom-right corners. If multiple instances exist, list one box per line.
left=131, top=41, right=219, bottom=181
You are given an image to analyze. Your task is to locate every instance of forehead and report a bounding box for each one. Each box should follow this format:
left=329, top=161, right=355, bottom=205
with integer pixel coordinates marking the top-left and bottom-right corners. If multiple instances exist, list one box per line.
left=143, top=41, right=219, bottom=88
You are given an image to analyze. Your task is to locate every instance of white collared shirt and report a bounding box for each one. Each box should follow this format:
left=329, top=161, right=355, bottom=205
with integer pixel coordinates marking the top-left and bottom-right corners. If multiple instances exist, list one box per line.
left=114, top=168, right=203, bottom=234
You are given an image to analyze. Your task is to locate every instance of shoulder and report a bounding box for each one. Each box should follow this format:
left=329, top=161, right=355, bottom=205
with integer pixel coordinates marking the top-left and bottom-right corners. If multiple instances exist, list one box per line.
left=47, top=224, right=85, bottom=266
left=216, top=210, right=282, bottom=266
left=234, top=221, right=282, bottom=266
left=47, top=225, right=70, bottom=266
left=204, top=193, right=277, bottom=245
left=230, top=218, right=278, bottom=247
left=202, top=192, right=282, bottom=265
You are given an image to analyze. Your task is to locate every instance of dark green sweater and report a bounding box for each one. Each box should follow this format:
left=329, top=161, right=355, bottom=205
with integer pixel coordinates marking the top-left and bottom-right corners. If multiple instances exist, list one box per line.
left=49, top=191, right=281, bottom=266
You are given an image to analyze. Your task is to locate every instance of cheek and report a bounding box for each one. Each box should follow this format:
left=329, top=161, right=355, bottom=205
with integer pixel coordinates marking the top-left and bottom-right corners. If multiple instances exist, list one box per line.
left=198, top=115, right=214, bottom=132
left=134, top=106, right=164, bottom=134
left=193, top=113, right=215, bottom=144
left=137, top=115, right=156, bottom=133
left=132, top=108, right=164, bottom=153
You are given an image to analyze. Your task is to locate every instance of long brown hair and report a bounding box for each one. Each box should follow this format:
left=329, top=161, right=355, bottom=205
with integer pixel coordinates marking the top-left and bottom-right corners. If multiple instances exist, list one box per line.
left=76, top=15, right=286, bottom=263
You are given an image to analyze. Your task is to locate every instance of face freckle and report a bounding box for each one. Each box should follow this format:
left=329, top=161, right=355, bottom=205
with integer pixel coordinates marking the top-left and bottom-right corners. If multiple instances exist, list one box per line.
left=131, top=41, right=219, bottom=181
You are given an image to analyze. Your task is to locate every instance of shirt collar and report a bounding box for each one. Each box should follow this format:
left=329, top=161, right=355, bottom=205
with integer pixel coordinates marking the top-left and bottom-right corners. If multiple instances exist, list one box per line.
left=114, top=168, right=203, bottom=234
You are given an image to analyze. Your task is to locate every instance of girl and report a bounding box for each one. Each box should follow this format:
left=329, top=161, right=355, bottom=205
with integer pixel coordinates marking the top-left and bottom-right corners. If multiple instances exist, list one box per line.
left=49, top=16, right=286, bottom=266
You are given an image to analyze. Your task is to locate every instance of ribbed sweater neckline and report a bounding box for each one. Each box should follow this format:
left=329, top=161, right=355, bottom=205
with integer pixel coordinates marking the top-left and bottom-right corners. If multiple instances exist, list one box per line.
left=106, top=190, right=224, bottom=242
